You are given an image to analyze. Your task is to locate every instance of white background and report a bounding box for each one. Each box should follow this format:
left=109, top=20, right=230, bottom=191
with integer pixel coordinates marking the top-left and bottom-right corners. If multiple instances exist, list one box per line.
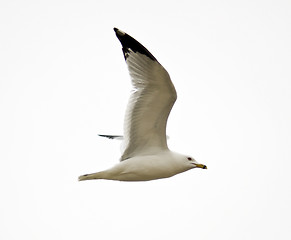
left=1, top=0, right=291, bottom=239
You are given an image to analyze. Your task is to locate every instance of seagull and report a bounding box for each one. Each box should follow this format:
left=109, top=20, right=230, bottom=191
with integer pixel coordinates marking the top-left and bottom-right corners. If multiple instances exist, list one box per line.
left=78, top=28, right=207, bottom=181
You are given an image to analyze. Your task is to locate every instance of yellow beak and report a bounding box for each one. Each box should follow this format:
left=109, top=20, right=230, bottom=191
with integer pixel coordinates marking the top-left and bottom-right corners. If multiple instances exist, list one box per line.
left=195, top=164, right=207, bottom=169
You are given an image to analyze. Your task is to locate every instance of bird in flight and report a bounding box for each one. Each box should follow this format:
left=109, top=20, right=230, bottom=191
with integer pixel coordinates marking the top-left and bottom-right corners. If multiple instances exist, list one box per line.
left=79, top=28, right=207, bottom=181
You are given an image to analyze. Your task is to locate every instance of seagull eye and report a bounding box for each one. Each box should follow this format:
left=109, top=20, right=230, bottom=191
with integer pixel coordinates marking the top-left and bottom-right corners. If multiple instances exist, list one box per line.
left=187, top=157, right=192, bottom=161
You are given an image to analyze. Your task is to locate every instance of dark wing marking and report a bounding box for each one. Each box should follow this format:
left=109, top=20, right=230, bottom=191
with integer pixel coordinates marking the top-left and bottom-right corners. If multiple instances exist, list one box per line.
left=114, top=28, right=157, bottom=61
left=98, top=134, right=123, bottom=140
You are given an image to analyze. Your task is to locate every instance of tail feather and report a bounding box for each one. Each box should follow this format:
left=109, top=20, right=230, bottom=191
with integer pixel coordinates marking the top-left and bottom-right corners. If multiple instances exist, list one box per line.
left=78, top=171, right=107, bottom=181
left=78, top=173, right=96, bottom=181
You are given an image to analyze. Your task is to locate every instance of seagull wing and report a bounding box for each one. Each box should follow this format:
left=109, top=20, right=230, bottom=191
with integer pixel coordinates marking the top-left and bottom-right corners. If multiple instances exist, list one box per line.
left=114, top=28, right=177, bottom=161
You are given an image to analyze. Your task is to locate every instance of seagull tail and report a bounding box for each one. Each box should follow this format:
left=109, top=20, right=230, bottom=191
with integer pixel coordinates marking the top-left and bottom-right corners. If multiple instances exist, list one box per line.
left=78, top=172, right=105, bottom=181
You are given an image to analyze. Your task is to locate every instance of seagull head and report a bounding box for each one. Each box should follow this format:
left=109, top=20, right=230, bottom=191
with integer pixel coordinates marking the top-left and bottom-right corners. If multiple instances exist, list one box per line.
left=185, top=156, right=207, bottom=169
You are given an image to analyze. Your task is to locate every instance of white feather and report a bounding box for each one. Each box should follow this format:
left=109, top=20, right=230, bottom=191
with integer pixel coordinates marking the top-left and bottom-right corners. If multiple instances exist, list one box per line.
left=121, top=50, right=177, bottom=160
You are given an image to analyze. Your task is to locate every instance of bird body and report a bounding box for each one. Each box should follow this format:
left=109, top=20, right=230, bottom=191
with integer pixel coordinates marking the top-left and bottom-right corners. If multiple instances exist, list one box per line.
left=79, top=28, right=207, bottom=182
left=79, top=151, right=196, bottom=181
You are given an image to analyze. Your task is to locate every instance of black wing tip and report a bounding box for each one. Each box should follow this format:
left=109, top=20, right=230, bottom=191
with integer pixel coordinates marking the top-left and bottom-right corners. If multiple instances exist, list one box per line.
left=113, top=27, right=125, bottom=36
left=113, top=27, right=157, bottom=61
left=98, top=134, right=123, bottom=140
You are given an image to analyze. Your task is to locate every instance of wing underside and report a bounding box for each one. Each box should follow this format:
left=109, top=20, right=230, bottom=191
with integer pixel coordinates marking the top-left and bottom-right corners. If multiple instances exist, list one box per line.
left=114, top=28, right=177, bottom=161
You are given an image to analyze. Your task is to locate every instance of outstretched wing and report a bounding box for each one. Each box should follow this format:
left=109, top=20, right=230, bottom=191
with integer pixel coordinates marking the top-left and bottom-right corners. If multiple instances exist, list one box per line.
left=114, top=28, right=177, bottom=161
